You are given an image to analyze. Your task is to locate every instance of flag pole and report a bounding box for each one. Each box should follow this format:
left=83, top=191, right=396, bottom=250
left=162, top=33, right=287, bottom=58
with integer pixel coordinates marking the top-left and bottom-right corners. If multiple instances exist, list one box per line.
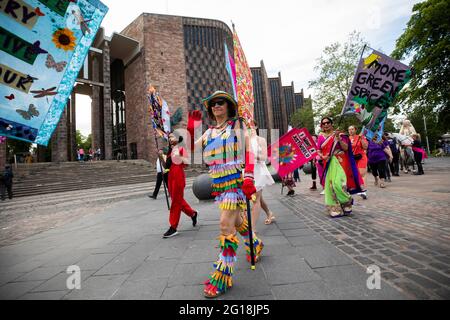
left=337, top=44, right=367, bottom=129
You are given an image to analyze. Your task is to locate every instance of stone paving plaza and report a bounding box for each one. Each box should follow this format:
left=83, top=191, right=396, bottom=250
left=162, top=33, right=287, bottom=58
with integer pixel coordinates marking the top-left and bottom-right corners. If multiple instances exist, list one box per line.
left=0, top=158, right=449, bottom=300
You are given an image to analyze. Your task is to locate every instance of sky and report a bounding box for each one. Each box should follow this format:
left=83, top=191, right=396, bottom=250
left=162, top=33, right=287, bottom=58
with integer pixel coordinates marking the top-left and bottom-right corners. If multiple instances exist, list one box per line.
left=76, top=0, right=421, bottom=136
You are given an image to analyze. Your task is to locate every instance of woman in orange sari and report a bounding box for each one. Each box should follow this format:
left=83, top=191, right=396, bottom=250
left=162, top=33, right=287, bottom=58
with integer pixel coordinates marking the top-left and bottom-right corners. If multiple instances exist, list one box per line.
left=318, top=117, right=363, bottom=217
left=348, top=126, right=368, bottom=199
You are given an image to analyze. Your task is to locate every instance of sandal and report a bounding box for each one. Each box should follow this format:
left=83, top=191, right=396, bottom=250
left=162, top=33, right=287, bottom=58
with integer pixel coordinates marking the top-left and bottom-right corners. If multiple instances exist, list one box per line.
left=380, top=182, right=386, bottom=188
left=203, top=281, right=226, bottom=299
left=264, top=212, right=276, bottom=225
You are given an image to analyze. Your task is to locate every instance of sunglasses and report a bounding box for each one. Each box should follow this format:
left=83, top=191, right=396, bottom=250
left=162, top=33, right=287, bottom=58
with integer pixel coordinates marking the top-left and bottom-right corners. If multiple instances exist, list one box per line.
left=209, top=99, right=226, bottom=108
left=321, top=121, right=331, bottom=125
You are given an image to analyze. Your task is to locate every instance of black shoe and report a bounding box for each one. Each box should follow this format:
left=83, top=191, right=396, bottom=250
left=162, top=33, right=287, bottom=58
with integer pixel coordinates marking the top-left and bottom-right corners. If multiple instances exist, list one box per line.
left=287, top=190, right=295, bottom=196
left=192, top=211, right=198, bottom=227
left=148, top=195, right=157, bottom=199
left=163, top=227, right=178, bottom=238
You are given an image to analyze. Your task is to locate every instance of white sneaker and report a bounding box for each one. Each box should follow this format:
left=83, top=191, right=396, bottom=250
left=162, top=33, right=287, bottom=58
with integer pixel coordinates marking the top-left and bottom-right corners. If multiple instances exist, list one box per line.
left=320, top=190, right=325, bottom=195
left=359, top=192, right=367, bottom=200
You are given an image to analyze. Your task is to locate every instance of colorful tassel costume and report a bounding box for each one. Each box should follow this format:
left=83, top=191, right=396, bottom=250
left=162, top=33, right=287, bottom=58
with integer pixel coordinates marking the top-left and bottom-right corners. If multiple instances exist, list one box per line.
left=204, top=234, right=239, bottom=296
left=236, top=212, right=264, bottom=263
left=203, top=118, right=247, bottom=211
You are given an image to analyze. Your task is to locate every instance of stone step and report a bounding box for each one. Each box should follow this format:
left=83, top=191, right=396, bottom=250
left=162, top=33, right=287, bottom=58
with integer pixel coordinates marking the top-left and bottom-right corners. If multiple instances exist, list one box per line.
left=0, top=178, right=196, bottom=213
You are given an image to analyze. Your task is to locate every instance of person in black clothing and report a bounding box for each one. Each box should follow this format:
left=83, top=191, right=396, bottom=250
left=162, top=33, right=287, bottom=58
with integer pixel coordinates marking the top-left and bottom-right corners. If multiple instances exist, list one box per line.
left=149, top=152, right=169, bottom=200
left=386, top=133, right=401, bottom=176
left=1, top=165, right=13, bottom=200
left=412, top=134, right=425, bottom=175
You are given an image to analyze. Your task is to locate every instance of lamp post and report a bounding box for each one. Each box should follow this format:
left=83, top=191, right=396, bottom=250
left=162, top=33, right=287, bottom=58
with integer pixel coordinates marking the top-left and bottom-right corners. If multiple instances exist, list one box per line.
left=423, top=114, right=431, bottom=155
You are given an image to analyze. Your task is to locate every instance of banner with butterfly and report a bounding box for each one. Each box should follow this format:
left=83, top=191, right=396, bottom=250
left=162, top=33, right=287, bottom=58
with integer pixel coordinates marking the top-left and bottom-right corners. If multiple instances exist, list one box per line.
left=0, top=0, right=108, bottom=145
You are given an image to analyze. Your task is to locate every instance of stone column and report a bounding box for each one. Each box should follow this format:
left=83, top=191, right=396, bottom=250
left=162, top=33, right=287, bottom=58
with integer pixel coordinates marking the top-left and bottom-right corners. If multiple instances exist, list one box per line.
left=91, top=54, right=102, bottom=153
left=70, top=92, right=77, bottom=161
left=51, top=105, right=69, bottom=162
left=0, top=140, right=6, bottom=167
left=102, top=41, right=113, bottom=160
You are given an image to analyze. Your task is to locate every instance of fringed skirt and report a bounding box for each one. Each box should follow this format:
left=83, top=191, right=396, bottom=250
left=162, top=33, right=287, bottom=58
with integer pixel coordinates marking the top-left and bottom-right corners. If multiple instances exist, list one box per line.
left=209, top=161, right=247, bottom=211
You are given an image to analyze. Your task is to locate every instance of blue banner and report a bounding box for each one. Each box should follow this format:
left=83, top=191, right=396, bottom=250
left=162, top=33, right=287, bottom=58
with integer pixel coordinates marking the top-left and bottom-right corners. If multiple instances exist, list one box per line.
left=0, top=0, right=108, bottom=145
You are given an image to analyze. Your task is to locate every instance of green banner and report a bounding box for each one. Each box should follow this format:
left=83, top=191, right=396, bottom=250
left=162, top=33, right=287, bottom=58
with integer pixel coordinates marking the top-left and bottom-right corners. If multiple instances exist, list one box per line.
left=0, top=27, right=38, bottom=65
left=37, top=0, right=70, bottom=17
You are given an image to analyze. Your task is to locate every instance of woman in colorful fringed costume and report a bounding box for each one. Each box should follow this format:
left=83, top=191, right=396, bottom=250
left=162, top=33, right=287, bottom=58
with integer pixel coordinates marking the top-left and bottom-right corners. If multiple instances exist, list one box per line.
left=318, top=117, right=364, bottom=218
left=188, top=91, right=262, bottom=298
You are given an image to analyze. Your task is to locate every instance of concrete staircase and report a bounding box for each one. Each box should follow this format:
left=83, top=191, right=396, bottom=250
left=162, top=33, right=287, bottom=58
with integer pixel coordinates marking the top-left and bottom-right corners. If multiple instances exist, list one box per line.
left=8, top=160, right=205, bottom=198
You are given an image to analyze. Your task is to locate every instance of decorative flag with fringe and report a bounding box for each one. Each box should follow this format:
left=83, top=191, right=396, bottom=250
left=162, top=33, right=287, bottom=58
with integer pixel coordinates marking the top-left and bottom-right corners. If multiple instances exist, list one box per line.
left=224, top=42, right=237, bottom=101
left=0, top=0, right=108, bottom=145
left=232, top=25, right=254, bottom=128
left=147, top=85, right=171, bottom=139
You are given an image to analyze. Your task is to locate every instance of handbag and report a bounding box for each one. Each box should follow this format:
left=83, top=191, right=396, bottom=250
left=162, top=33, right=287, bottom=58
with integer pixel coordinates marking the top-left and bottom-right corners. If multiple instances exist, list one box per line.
left=353, top=135, right=363, bottom=161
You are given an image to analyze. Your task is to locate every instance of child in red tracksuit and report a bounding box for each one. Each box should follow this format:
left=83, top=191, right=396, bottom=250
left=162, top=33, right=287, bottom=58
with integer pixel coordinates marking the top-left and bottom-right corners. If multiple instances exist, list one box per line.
left=160, top=133, right=198, bottom=238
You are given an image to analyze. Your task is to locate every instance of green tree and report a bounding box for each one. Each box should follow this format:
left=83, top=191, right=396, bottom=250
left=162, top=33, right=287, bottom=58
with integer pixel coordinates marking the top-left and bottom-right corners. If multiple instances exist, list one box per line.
left=392, top=0, right=450, bottom=125
left=308, top=31, right=369, bottom=125
left=290, top=99, right=316, bottom=134
left=75, top=130, right=92, bottom=151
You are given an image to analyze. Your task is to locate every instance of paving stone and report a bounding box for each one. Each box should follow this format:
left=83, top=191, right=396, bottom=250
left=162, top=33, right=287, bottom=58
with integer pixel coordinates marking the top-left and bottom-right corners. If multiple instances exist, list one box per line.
left=281, top=228, right=315, bottom=237
left=271, top=281, right=331, bottom=300
left=0, top=272, right=26, bottom=287
left=63, top=275, right=129, bottom=300
left=416, top=269, right=450, bottom=286
left=380, top=249, right=396, bottom=257
left=168, top=262, right=213, bottom=287
left=261, top=255, right=321, bottom=285
left=296, top=244, right=354, bottom=269
left=20, top=291, right=67, bottom=300
left=391, top=255, right=424, bottom=269
left=287, top=235, right=327, bottom=247
left=160, top=285, right=205, bottom=300
left=402, top=251, right=432, bottom=263
left=0, top=281, right=43, bottom=299
left=259, top=244, right=297, bottom=257
left=353, top=256, right=374, bottom=266
left=404, top=273, right=440, bottom=289
left=337, top=246, right=358, bottom=255
left=111, top=277, right=168, bottom=300
left=15, top=266, right=66, bottom=282
left=127, top=259, right=177, bottom=281
left=434, top=287, right=450, bottom=300
left=277, top=222, right=309, bottom=230
left=31, top=270, right=96, bottom=293
left=394, top=281, right=431, bottom=300
left=77, top=253, right=117, bottom=271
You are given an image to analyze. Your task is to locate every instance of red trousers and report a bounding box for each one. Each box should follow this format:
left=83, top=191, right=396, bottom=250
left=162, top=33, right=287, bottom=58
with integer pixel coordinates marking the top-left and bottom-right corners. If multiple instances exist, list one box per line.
left=168, top=166, right=195, bottom=229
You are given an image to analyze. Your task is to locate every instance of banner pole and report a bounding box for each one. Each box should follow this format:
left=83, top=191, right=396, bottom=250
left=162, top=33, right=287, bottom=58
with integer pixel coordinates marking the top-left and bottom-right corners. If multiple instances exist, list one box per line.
left=338, top=44, right=368, bottom=128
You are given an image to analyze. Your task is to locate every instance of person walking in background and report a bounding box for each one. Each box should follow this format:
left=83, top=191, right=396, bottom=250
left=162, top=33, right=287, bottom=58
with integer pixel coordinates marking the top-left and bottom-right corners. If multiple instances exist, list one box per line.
left=250, top=123, right=276, bottom=232
left=0, top=165, right=13, bottom=200
left=412, top=134, right=425, bottom=175
left=159, top=133, right=198, bottom=238
left=348, top=126, right=368, bottom=199
left=96, top=148, right=101, bottom=161
left=386, top=133, right=400, bottom=176
left=88, top=148, right=94, bottom=162
left=149, top=151, right=169, bottom=200
left=367, top=137, right=389, bottom=188
left=382, top=134, right=393, bottom=182
left=79, top=148, right=85, bottom=162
